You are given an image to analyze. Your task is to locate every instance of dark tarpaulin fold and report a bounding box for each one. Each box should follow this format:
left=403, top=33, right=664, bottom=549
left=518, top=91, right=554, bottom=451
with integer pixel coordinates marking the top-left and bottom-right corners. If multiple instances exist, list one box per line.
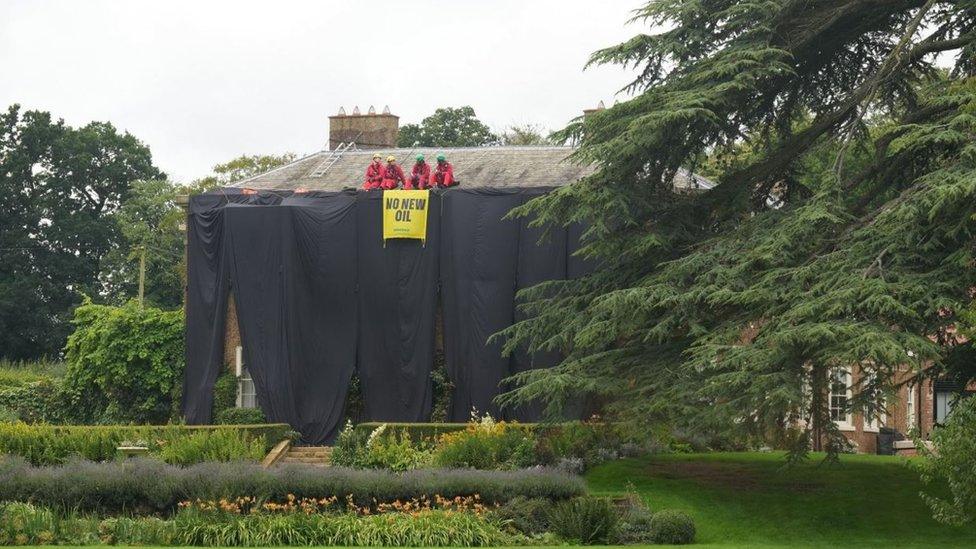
left=182, top=191, right=282, bottom=424
left=226, top=194, right=358, bottom=444
left=355, top=192, right=440, bottom=422
left=439, top=189, right=523, bottom=421
left=507, top=190, right=568, bottom=421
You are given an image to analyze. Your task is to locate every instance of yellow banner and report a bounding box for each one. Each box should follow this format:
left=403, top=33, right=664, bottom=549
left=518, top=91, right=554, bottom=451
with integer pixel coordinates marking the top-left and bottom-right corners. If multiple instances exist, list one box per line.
left=382, top=189, right=430, bottom=243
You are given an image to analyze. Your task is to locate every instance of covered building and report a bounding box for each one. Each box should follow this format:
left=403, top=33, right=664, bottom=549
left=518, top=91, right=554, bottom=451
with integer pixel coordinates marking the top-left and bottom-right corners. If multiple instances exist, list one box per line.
left=178, top=106, right=708, bottom=445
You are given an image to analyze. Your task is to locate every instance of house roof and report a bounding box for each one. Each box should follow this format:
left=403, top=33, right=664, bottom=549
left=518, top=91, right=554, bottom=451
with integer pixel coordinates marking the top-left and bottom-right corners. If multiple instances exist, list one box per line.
left=228, top=146, right=716, bottom=192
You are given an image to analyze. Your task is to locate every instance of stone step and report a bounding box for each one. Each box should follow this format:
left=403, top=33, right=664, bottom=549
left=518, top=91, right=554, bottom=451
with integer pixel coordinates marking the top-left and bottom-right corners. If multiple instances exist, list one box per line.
left=278, top=445, right=332, bottom=468
left=281, top=456, right=329, bottom=464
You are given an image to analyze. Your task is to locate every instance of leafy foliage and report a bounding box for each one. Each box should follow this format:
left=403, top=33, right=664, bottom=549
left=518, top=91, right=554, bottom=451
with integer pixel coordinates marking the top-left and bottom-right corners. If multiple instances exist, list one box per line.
left=0, top=105, right=161, bottom=359
left=916, top=395, right=976, bottom=525
left=63, top=300, right=184, bottom=424
left=648, top=509, right=696, bottom=545
left=330, top=422, right=434, bottom=471
left=99, top=179, right=186, bottom=309
left=433, top=416, right=536, bottom=470
left=395, top=106, right=498, bottom=147
left=0, top=503, right=513, bottom=547
left=214, top=407, right=267, bottom=425
left=186, top=153, right=297, bottom=194
left=500, top=0, right=976, bottom=458
left=499, top=124, right=552, bottom=146
left=0, top=423, right=289, bottom=465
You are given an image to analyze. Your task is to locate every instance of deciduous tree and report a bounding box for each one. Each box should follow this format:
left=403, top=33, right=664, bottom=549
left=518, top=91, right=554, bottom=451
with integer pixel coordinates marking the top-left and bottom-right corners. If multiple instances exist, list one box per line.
left=395, top=107, right=498, bottom=147
left=0, top=105, right=161, bottom=359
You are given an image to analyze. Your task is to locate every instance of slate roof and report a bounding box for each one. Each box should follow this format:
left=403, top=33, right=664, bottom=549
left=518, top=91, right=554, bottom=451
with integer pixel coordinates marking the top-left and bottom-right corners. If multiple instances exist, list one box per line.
left=228, top=146, right=715, bottom=191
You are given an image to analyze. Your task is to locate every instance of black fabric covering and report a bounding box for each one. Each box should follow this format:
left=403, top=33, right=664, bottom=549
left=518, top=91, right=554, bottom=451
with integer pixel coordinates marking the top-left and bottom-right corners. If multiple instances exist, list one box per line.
left=439, top=189, right=523, bottom=421
left=507, top=191, right=568, bottom=421
left=184, top=188, right=591, bottom=441
left=355, top=192, right=440, bottom=422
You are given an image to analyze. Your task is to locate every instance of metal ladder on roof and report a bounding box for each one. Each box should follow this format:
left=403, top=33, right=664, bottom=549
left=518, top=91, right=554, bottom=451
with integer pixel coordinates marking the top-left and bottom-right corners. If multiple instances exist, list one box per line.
left=306, top=140, right=358, bottom=178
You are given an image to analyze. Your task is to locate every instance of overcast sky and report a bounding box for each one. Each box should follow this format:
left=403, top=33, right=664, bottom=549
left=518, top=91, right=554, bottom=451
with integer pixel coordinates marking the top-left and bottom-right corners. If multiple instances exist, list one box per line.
left=0, top=0, right=641, bottom=183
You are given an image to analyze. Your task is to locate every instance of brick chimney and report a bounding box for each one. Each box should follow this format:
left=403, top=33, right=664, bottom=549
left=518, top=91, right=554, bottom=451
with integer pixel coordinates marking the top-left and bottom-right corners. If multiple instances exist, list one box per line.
left=329, top=105, right=398, bottom=150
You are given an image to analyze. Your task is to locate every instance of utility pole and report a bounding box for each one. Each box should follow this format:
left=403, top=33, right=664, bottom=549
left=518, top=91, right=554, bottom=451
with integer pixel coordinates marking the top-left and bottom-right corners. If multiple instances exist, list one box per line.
left=138, top=245, right=146, bottom=308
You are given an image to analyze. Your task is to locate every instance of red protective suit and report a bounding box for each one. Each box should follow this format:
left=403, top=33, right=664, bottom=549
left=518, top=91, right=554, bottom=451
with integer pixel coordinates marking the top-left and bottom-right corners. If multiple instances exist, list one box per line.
left=432, top=161, right=455, bottom=187
left=362, top=161, right=385, bottom=190
left=381, top=162, right=407, bottom=190
left=407, top=161, right=431, bottom=189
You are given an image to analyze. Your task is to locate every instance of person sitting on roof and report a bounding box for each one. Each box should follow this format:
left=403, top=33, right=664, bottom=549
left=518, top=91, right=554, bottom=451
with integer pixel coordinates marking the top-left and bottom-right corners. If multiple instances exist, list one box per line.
left=362, top=153, right=385, bottom=190
left=431, top=154, right=456, bottom=187
left=381, top=155, right=407, bottom=190
left=407, top=154, right=430, bottom=190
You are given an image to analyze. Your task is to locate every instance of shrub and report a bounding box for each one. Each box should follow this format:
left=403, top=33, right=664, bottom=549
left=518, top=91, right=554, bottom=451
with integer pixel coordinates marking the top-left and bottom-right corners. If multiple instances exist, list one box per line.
left=214, top=406, right=266, bottom=425
left=613, top=496, right=655, bottom=544
left=211, top=371, right=238, bottom=419
left=534, top=421, right=623, bottom=467
left=355, top=421, right=470, bottom=442
left=547, top=497, right=619, bottom=544
left=434, top=416, right=535, bottom=470
left=648, top=510, right=696, bottom=545
left=332, top=423, right=433, bottom=471
left=155, top=428, right=267, bottom=465
left=330, top=421, right=370, bottom=467
left=916, top=394, right=976, bottom=525
left=0, top=502, right=100, bottom=546
left=0, top=423, right=291, bottom=465
left=0, top=458, right=585, bottom=515
left=63, top=300, right=184, bottom=424
left=0, top=380, right=88, bottom=424
left=491, top=496, right=551, bottom=535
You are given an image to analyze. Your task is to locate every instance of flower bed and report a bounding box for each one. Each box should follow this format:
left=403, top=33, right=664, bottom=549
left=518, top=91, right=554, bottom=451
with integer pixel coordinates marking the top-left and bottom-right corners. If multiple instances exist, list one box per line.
left=334, top=415, right=646, bottom=472
left=0, top=457, right=585, bottom=514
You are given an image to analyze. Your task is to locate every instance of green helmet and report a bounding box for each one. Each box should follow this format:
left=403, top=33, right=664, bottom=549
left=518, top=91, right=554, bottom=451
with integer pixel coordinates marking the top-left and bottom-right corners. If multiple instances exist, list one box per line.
left=416, top=154, right=424, bottom=161
left=436, top=154, right=446, bottom=162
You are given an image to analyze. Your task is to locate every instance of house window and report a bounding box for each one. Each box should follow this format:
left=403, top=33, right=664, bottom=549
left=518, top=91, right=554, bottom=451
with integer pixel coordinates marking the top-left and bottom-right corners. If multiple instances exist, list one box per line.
left=905, top=383, right=916, bottom=430
left=235, top=346, right=257, bottom=409
left=830, top=369, right=853, bottom=430
left=862, top=371, right=883, bottom=433
left=934, top=390, right=956, bottom=424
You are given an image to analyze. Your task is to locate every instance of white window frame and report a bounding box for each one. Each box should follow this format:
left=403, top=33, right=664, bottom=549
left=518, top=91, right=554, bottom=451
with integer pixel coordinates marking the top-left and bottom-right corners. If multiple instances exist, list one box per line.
left=235, top=346, right=257, bottom=409
left=905, top=382, right=916, bottom=430
left=830, top=369, right=854, bottom=431
left=935, top=390, right=956, bottom=424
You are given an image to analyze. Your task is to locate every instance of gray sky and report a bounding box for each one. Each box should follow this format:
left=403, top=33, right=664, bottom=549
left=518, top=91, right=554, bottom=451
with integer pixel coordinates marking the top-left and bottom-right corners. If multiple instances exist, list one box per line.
left=0, top=0, right=640, bottom=183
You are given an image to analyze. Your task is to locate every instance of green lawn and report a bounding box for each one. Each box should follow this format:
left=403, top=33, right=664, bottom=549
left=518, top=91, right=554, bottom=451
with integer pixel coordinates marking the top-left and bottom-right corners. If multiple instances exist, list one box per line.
left=586, top=451, right=969, bottom=548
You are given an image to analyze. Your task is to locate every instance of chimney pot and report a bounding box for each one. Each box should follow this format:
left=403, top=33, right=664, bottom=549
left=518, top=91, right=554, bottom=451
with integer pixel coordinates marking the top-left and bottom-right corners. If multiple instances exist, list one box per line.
left=337, top=106, right=346, bottom=116
left=382, top=105, right=391, bottom=114
left=328, top=104, right=399, bottom=150
left=597, top=100, right=606, bottom=109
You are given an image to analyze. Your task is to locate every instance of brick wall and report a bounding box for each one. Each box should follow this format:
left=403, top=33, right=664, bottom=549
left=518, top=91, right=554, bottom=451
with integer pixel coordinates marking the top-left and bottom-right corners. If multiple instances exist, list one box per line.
left=224, top=294, right=241, bottom=373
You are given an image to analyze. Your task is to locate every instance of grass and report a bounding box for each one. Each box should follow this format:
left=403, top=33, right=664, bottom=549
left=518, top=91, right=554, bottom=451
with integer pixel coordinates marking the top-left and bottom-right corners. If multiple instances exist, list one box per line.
left=0, top=358, right=65, bottom=388
left=586, top=451, right=969, bottom=548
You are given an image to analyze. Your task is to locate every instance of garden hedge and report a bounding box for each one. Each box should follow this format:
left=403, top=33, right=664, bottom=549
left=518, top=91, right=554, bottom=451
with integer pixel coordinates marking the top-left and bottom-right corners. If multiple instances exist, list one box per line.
left=0, top=423, right=293, bottom=465
left=354, top=422, right=539, bottom=441
left=0, top=457, right=585, bottom=514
